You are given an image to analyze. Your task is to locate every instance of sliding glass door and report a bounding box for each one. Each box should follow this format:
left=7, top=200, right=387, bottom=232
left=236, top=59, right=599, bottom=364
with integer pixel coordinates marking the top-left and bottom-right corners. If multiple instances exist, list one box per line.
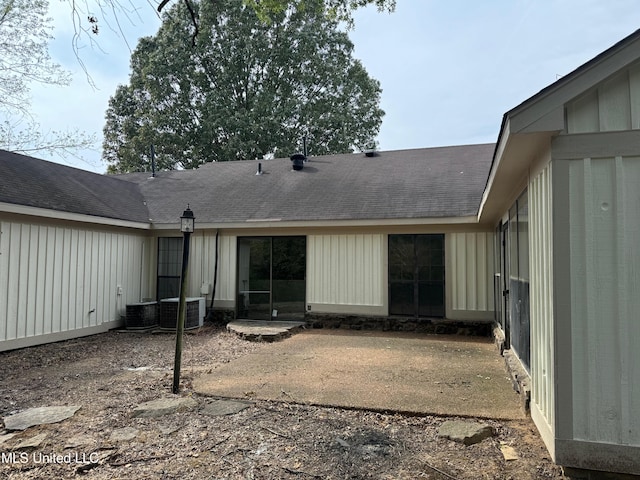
left=389, top=234, right=445, bottom=317
left=237, top=237, right=306, bottom=320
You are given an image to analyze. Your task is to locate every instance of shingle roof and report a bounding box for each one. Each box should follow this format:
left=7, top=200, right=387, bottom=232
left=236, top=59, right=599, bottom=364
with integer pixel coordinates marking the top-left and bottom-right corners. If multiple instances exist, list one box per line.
left=0, top=150, right=149, bottom=223
left=1, top=145, right=493, bottom=226
left=118, top=144, right=494, bottom=225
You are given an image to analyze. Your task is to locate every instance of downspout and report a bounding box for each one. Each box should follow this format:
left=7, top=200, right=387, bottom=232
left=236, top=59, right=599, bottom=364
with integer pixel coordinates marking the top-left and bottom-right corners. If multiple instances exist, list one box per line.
left=206, top=229, right=220, bottom=321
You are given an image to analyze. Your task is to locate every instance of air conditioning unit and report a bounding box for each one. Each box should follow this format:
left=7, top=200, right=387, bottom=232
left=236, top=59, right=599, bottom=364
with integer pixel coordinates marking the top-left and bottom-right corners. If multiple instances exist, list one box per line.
left=159, top=297, right=205, bottom=330
left=125, top=301, right=159, bottom=329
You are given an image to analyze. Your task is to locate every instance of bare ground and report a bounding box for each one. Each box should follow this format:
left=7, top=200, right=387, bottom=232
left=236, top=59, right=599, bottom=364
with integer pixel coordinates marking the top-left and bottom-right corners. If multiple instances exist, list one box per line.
left=0, top=325, right=565, bottom=479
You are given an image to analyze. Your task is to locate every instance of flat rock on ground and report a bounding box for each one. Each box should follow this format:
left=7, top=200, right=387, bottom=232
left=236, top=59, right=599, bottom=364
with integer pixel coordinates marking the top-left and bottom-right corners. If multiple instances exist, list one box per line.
left=438, top=420, right=494, bottom=445
left=131, top=396, right=198, bottom=418
left=13, top=433, right=48, bottom=450
left=3, top=406, right=81, bottom=431
left=201, top=399, right=253, bottom=416
left=227, top=320, right=306, bottom=341
left=109, top=427, right=139, bottom=442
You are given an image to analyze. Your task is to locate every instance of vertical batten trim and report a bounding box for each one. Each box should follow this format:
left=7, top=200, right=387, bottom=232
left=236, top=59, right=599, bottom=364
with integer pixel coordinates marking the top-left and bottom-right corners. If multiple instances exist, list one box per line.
left=615, top=156, right=631, bottom=444
left=552, top=158, right=573, bottom=440
left=582, top=158, right=598, bottom=439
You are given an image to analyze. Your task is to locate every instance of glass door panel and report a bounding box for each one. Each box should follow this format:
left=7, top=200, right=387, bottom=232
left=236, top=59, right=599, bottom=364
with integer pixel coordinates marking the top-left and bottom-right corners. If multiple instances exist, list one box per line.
left=237, top=236, right=306, bottom=320
left=237, top=237, right=271, bottom=320
left=389, top=234, right=445, bottom=317
left=389, top=235, right=416, bottom=315
left=417, top=234, right=444, bottom=317
left=272, top=237, right=306, bottom=320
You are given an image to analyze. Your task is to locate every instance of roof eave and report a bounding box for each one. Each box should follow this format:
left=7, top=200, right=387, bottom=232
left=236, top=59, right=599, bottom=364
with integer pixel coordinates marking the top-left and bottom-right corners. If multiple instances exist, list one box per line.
left=0, top=202, right=152, bottom=230
left=148, top=215, right=482, bottom=231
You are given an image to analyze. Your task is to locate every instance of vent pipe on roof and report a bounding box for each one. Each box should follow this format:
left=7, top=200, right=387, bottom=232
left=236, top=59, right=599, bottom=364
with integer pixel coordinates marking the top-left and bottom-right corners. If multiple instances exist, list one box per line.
left=290, top=153, right=306, bottom=171
left=150, top=144, right=156, bottom=177
left=256, top=162, right=263, bottom=175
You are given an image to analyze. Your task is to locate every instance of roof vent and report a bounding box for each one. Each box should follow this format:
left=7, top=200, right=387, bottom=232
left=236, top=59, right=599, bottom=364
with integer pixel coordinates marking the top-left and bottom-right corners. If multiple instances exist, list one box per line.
left=256, top=162, right=263, bottom=175
left=364, top=149, right=376, bottom=158
left=290, top=153, right=306, bottom=171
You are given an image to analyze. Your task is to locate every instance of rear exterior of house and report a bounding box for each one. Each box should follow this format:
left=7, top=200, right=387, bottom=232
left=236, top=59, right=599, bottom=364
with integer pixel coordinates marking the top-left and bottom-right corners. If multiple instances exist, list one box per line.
left=120, top=144, right=497, bottom=329
left=2, top=29, right=640, bottom=476
left=0, top=145, right=496, bottom=353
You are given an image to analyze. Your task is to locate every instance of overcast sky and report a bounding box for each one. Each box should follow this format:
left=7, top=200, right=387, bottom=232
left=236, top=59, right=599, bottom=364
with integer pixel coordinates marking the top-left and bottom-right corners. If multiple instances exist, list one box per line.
left=21, top=0, right=640, bottom=173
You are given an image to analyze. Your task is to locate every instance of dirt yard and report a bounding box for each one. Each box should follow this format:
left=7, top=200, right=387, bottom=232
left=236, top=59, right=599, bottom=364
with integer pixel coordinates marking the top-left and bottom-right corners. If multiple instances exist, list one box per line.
left=0, top=325, right=566, bottom=479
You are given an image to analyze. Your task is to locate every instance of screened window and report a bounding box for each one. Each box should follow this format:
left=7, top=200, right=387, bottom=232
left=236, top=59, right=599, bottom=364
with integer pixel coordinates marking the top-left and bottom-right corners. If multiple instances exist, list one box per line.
left=509, top=190, right=530, bottom=370
left=157, top=237, right=182, bottom=300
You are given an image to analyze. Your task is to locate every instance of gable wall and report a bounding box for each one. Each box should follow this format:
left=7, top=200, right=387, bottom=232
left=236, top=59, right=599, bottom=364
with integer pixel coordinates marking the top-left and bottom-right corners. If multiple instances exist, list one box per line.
left=566, top=62, right=640, bottom=133
left=0, top=216, right=153, bottom=351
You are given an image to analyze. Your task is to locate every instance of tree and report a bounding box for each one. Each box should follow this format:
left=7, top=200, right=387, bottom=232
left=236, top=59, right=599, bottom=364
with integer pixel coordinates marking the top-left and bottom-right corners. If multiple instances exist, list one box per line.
left=103, top=0, right=384, bottom=172
left=0, top=0, right=69, bottom=116
left=66, top=1, right=395, bottom=46
left=0, top=0, right=96, bottom=160
left=0, top=119, right=95, bottom=157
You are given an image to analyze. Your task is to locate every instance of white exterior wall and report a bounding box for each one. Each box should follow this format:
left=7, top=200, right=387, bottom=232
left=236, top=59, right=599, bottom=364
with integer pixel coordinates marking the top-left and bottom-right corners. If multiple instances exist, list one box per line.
left=149, top=229, right=499, bottom=320
left=307, top=233, right=386, bottom=315
left=566, top=155, right=640, bottom=447
left=446, top=232, right=494, bottom=320
left=529, top=163, right=555, bottom=451
left=187, top=231, right=236, bottom=308
left=0, top=218, right=152, bottom=351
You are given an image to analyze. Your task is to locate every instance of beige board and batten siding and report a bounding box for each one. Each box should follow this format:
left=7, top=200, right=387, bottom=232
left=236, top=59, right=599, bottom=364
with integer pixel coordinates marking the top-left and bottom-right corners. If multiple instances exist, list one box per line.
left=552, top=128, right=640, bottom=474
left=528, top=163, right=555, bottom=455
left=307, top=234, right=386, bottom=315
left=186, top=231, right=236, bottom=309
left=565, top=154, right=640, bottom=447
left=0, top=218, right=153, bottom=352
left=566, top=61, right=640, bottom=134
left=558, top=61, right=640, bottom=451
left=307, top=232, right=496, bottom=319
left=445, top=232, right=494, bottom=320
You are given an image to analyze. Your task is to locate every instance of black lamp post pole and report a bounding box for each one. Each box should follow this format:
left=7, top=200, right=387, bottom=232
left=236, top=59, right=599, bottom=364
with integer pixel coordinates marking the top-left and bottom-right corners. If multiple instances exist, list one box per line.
left=172, top=229, right=191, bottom=394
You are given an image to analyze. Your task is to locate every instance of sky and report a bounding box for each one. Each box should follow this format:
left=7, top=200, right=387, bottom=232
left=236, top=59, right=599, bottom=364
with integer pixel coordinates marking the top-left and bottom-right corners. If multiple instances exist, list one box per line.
left=18, top=0, right=640, bottom=173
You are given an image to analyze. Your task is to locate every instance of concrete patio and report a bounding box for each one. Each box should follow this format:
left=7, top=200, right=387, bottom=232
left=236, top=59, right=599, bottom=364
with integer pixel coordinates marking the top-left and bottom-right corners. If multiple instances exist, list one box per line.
left=193, top=329, right=525, bottom=420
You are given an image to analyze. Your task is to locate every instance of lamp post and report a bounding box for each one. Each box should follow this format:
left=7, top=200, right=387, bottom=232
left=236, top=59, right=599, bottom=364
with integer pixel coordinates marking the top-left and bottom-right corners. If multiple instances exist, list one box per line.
left=173, top=205, right=195, bottom=394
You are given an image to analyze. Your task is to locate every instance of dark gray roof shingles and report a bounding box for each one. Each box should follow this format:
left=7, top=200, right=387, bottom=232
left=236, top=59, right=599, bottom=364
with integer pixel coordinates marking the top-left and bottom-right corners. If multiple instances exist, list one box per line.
left=1, top=145, right=493, bottom=226
left=118, top=144, right=494, bottom=225
left=0, top=150, right=149, bottom=223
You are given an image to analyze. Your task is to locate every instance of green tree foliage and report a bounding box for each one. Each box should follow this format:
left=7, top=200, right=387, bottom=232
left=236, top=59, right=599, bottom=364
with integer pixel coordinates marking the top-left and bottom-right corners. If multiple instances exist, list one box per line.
left=244, top=0, right=395, bottom=26
left=66, top=1, right=395, bottom=44
left=102, top=0, right=384, bottom=172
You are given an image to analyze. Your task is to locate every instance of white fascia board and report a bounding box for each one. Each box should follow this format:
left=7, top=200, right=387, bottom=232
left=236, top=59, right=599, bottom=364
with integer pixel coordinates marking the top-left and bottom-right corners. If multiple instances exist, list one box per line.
left=149, top=215, right=481, bottom=231
left=0, top=202, right=151, bottom=230
left=477, top=117, right=511, bottom=222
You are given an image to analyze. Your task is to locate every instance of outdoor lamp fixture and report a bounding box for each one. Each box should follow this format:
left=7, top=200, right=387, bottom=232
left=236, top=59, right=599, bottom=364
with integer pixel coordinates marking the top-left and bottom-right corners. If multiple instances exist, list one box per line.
left=180, top=205, right=195, bottom=233
left=173, top=205, right=195, bottom=394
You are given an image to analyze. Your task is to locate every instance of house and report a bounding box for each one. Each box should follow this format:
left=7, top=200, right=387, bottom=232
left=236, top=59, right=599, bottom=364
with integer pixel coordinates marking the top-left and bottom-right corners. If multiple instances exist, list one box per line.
left=2, top=28, right=640, bottom=476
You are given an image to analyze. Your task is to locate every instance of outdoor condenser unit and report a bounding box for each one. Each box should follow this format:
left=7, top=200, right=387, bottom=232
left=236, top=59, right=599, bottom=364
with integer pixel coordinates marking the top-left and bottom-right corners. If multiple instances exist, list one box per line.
left=159, top=297, right=205, bottom=330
